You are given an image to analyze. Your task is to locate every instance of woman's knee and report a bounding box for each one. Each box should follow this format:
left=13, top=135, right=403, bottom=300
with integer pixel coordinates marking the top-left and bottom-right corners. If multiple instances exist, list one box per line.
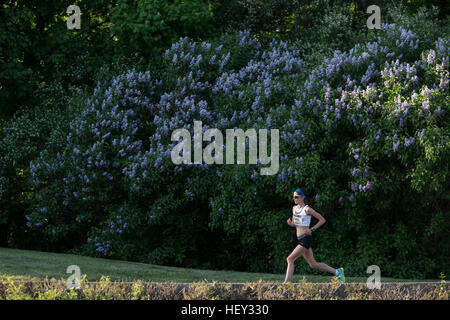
left=287, top=255, right=297, bottom=264
left=309, top=262, right=319, bottom=269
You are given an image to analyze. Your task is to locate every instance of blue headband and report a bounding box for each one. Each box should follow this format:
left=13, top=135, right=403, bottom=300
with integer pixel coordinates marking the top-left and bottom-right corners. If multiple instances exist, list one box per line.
left=295, top=188, right=306, bottom=198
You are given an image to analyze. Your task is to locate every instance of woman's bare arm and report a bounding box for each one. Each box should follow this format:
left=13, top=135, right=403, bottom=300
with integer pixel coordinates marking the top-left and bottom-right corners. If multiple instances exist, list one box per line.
left=306, top=206, right=326, bottom=230
left=286, top=217, right=296, bottom=227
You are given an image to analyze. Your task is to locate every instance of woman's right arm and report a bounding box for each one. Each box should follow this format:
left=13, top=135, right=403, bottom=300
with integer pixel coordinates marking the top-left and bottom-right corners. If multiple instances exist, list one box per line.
left=287, top=207, right=296, bottom=227
left=286, top=217, right=296, bottom=227
left=286, top=211, right=295, bottom=228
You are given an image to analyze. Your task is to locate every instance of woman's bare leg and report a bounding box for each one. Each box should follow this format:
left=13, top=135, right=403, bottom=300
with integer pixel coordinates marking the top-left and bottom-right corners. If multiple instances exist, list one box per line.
left=302, top=248, right=336, bottom=275
left=283, top=245, right=306, bottom=283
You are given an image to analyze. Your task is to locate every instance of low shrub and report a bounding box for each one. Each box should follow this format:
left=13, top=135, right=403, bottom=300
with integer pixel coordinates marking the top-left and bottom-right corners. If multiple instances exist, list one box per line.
left=0, top=278, right=447, bottom=300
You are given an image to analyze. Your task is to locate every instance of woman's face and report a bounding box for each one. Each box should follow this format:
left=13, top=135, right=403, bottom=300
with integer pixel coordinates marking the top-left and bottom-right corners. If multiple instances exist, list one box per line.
left=293, top=192, right=304, bottom=204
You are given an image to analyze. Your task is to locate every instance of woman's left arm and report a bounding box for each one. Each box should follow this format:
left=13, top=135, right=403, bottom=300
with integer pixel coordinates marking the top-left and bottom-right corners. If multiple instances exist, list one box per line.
left=307, top=207, right=326, bottom=231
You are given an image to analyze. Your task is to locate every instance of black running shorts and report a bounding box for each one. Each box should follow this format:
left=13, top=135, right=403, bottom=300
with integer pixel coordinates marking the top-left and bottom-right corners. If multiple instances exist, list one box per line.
left=297, top=234, right=312, bottom=249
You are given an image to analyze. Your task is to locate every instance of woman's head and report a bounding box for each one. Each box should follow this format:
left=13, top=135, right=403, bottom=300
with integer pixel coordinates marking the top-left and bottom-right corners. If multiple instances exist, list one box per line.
left=293, top=188, right=306, bottom=204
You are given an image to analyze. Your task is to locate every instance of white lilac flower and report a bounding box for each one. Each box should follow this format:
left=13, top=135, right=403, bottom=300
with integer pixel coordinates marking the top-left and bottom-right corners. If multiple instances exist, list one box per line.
left=427, top=50, right=436, bottom=65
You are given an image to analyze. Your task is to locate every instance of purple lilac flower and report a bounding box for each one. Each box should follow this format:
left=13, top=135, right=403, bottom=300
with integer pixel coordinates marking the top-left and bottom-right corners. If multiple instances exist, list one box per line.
left=363, top=168, right=370, bottom=180
left=404, top=137, right=415, bottom=147
left=279, top=168, right=286, bottom=181
left=296, top=157, right=304, bottom=165
left=375, top=130, right=382, bottom=141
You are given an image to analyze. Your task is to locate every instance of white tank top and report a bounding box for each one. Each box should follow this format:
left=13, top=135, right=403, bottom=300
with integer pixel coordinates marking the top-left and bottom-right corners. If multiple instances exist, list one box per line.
left=292, top=205, right=311, bottom=227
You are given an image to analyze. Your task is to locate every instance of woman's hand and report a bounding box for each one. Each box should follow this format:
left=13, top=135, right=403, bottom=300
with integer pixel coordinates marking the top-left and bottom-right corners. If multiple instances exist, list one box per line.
left=286, top=218, right=295, bottom=227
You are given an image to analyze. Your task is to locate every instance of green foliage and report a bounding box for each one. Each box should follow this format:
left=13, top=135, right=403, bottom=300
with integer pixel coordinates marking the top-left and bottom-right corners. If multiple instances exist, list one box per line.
left=35, top=288, right=78, bottom=300
left=402, top=0, right=450, bottom=17
left=184, top=280, right=234, bottom=300
left=0, top=1, right=118, bottom=120
left=2, top=277, right=32, bottom=300
left=214, top=0, right=303, bottom=38
left=110, top=0, right=218, bottom=57
left=1, top=277, right=448, bottom=300
left=0, top=82, right=77, bottom=248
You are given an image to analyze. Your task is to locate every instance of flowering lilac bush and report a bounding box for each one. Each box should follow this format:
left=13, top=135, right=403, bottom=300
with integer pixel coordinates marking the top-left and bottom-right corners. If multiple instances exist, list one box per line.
left=26, top=24, right=449, bottom=278
left=210, top=24, right=448, bottom=275
left=25, top=30, right=304, bottom=264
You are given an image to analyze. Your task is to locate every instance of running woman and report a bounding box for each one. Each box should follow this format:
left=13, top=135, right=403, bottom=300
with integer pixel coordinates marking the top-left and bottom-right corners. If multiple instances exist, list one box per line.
left=283, top=188, right=345, bottom=284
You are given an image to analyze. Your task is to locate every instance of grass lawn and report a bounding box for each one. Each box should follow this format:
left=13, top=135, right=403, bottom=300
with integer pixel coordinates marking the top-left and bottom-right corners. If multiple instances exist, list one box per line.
left=0, top=247, right=437, bottom=283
